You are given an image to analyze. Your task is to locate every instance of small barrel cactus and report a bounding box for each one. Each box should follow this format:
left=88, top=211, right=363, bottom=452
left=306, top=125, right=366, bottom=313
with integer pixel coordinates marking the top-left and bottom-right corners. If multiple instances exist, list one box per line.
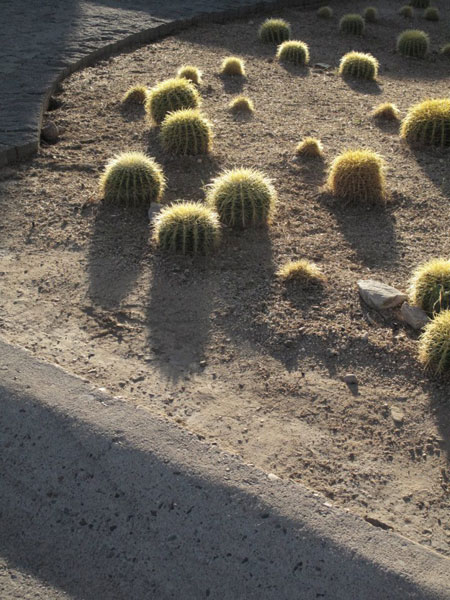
left=277, top=259, right=326, bottom=284
left=317, top=6, right=333, bottom=18
left=340, top=14, right=365, bottom=35
left=372, top=102, right=400, bottom=120
left=363, top=7, right=378, bottom=22
left=153, top=202, right=221, bottom=255
left=424, top=7, right=439, bottom=21
left=419, top=310, right=450, bottom=375
left=276, top=41, right=310, bottom=66
left=229, top=95, right=254, bottom=113
left=295, top=137, right=323, bottom=157
left=121, top=85, right=147, bottom=105
left=409, top=259, right=450, bottom=316
left=220, top=56, right=246, bottom=76
left=160, top=109, right=213, bottom=155
left=146, top=78, right=200, bottom=125
left=207, top=168, right=277, bottom=228
left=177, top=65, right=202, bottom=85
left=399, top=5, right=414, bottom=17
left=339, top=51, right=379, bottom=80
left=440, top=43, right=450, bottom=57
left=258, top=18, right=291, bottom=43
left=99, top=152, right=165, bottom=209
left=327, top=149, right=386, bottom=203
left=410, top=0, right=430, bottom=7
left=396, top=30, right=429, bottom=58
left=400, top=99, right=450, bottom=147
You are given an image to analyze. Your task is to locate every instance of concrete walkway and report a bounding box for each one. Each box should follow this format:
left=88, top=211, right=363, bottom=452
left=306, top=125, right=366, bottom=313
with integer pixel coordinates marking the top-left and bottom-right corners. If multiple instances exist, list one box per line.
left=0, top=0, right=319, bottom=166
left=1, top=337, right=450, bottom=600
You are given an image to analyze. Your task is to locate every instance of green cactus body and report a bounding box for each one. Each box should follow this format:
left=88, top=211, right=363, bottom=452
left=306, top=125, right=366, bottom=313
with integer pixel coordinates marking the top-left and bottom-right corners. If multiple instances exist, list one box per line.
left=177, top=65, right=202, bottom=85
left=146, top=78, right=200, bottom=125
left=363, top=7, right=378, bottom=22
left=399, top=5, right=414, bottom=18
left=121, top=85, right=147, bottom=104
left=419, top=310, right=450, bottom=375
left=229, top=96, right=254, bottom=113
left=424, top=7, right=439, bottom=21
left=441, top=43, right=450, bottom=57
left=409, top=259, right=450, bottom=316
left=258, top=18, right=291, bottom=43
left=276, top=41, right=310, bottom=66
left=153, top=202, right=221, bottom=255
left=160, top=109, right=213, bottom=155
left=327, top=149, right=386, bottom=203
left=207, top=168, right=277, bottom=228
left=99, top=152, right=165, bottom=209
left=397, top=29, right=429, bottom=57
left=400, top=99, right=450, bottom=147
left=317, top=6, right=333, bottom=18
left=340, top=14, right=365, bottom=35
left=410, top=0, right=430, bottom=7
left=339, top=51, right=379, bottom=80
left=220, top=57, right=246, bottom=76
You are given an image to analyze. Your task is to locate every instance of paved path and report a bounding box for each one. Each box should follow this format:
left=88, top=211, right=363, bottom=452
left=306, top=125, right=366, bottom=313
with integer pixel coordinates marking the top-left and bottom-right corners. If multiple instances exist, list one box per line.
left=0, top=0, right=319, bottom=166
left=1, top=337, right=450, bottom=600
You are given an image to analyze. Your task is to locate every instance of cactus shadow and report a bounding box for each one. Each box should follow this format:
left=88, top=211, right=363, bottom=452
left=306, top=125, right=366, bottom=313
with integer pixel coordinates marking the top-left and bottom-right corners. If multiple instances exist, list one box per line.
left=217, top=73, right=247, bottom=94
left=324, top=194, right=400, bottom=267
left=119, top=102, right=146, bottom=123
left=145, top=254, right=215, bottom=382
left=409, top=147, right=450, bottom=198
left=372, top=117, right=400, bottom=135
left=341, top=77, right=382, bottom=95
left=87, top=202, right=149, bottom=309
left=291, top=155, right=327, bottom=185
left=278, top=63, right=310, bottom=78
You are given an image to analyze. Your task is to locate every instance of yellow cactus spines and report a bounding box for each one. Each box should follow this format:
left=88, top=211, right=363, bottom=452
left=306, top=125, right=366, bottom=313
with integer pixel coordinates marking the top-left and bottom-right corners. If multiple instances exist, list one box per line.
left=396, top=30, right=429, bottom=58
left=418, top=310, right=450, bottom=375
left=276, top=41, right=310, bottom=66
left=317, top=6, right=333, bottom=19
left=207, top=168, right=277, bottom=228
left=146, top=78, right=200, bottom=125
left=340, top=14, right=365, bottom=35
left=399, top=5, right=414, bottom=18
left=424, top=7, right=439, bottom=21
left=153, top=202, right=221, bottom=255
left=259, top=18, right=291, bottom=43
left=295, top=137, right=323, bottom=157
left=277, top=260, right=326, bottom=284
left=339, top=51, right=378, bottom=80
left=409, top=259, right=450, bottom=316
left=363, top=7, right=378, bottom=22
left=99, top=152, right=165, bottom=209
left=121, top=85, right=148, bottom=105
left=400, top=99, right=450, bottom=148
left=229, top=95, right=254, bottom=113
left=327, top=150, right=386, bottom=203
left=177, top=65, right=202, bottom=85
left=220, top=56, right=246, bottom=76
left=160, top=109, right=213, bottom=155
left=372, top=102, right=400, bottom=120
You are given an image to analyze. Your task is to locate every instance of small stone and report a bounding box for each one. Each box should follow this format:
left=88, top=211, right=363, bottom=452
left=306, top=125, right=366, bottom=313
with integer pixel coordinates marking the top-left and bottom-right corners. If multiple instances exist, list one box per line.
left=199, top=360, right=207, bottom=367
left=343, top=373, right=358, bottom=385
left=314, top=62, right=331, bottom=70
left=400, top=302, right=430, bottom=330
left=357, top=279, right=407, bottom=310
left=148, top=203, right=162, bottom=222
left=390, top=407, right=405, bottom=425
left=268, top=473, right=279, bottom=481
left=41, top=121, right=59, bottom=143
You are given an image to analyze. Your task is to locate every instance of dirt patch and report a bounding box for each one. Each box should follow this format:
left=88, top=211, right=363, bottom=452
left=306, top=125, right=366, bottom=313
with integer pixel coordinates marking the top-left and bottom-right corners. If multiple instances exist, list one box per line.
left=1, top=0, right=449, bottom=554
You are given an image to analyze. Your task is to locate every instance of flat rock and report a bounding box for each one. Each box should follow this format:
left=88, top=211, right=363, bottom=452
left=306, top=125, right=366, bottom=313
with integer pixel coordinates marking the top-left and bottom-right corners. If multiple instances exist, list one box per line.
left=343, top=373, right=358, bottom=385
left=390, top=407, right=405, bottom=426
left=400, top=302, right=430, bottom=330
left=357, top=280, right=407, bottom=310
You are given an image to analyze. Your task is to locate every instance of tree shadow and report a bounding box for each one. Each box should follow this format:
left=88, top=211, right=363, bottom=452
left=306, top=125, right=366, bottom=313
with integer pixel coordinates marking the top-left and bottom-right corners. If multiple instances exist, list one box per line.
left=87, top=201, right=149, bottom=309
left=1, top=381, right=445, bottom=600
left=145, top=253, right=214, bottom=382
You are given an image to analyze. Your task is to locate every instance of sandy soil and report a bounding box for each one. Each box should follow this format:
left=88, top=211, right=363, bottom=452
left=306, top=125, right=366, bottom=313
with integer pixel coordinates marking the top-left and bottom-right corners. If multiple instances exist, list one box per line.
left=1, top=0, right=449, bottom=554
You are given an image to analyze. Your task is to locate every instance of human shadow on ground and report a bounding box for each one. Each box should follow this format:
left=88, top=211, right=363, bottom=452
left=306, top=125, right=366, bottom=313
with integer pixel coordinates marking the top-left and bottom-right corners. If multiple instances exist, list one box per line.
left=87, top=201, right=149, bottom=309
left=145, top=253, right=215, bottom=382
left=1, top=383, right=441, bottom=600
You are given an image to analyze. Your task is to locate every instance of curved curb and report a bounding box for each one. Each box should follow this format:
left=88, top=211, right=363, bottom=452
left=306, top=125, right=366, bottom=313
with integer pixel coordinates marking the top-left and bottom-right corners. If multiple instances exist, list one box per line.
left=0, top=0, right=321, bottom=167
left=1, top=336, right=450, bottom=599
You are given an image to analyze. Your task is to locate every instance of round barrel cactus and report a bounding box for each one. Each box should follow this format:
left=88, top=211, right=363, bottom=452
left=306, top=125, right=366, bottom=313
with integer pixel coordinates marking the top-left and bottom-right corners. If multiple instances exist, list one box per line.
left=220, top=56, right=246, bottom=76
left=397, top=30, right=429, bottom=58
left=339, top=51, right=378, bottom=80
left=363, top=7, right=378, bottom=22
left=317, top=6, right=333, bottom=18
left=259, top=18, right=291, bottom=43
left=121, top=85, right=147, bottom=105
left=276, top=41, right=310, bottom=66
left=327, top=149, right=386, bottom=203
left=207, top=168, right=277, bottom=228
left=400, top=99, right=450, bottom=147
left=410, top=0, right=430, bottom=7
left=409, top=259, right=450, bottom=316
left=424, top=7, right=439, bottom=21
left=99, top=152, right=165, bottom=209
left=146, top=78, right=200, bottom=124
left=419, top=310, right=450, bottom=375
left=340, top=14, right=365, bottom=35
left=153, top=202, right=221, bottom=255
left=160, top=109, right=213, bottom=155
left=177, top=65, right=202, bottom=85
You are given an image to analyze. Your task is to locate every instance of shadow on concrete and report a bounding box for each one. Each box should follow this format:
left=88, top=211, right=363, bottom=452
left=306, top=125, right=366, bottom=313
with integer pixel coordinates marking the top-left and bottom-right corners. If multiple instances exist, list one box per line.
left=0, top=380, right=446, bottom=600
